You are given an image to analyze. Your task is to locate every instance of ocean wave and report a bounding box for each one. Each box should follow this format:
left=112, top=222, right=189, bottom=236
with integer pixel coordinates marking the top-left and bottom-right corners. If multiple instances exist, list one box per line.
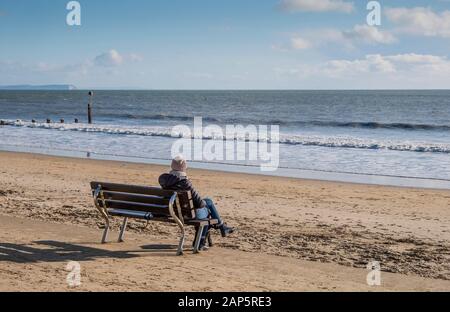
left=281, top=136, right=450, bottom=153
left=252, top=120, right=450, bottom=131
left=300, top=121, right=450, bottom=131
left=102, top=113, right=221, bottom=123
left=2, top=120, right=450, bottom=154
left=68, top=113, right=450, bottom=131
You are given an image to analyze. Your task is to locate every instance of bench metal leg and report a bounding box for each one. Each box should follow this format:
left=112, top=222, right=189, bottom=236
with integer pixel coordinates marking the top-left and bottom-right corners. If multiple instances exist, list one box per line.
left=118, top=217, right=128, bottom=243
left=176, top=231, right=186, bottom=256
left=207, top=231, right=213, bottom=247
left=101, top=220, right=110, bottom=244
left=193, top=225, right=205, bottom=254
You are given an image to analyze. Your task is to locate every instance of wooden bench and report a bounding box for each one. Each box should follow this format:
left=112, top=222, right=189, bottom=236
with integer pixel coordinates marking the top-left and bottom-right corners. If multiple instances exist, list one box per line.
left=90, top=182, right=219, bottom=255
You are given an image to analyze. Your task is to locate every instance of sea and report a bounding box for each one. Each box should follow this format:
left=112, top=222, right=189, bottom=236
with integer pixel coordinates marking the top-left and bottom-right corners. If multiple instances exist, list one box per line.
left=0, top=90, right=449, bottom=189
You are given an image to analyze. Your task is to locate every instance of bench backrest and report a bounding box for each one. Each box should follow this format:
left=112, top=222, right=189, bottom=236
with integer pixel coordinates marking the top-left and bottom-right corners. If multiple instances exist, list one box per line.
left=176, top=191, right=196, bottom=220
left=90, top=182, right=195, bottom=220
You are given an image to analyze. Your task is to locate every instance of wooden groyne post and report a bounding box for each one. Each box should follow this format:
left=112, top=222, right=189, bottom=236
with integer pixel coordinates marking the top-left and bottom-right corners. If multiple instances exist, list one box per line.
left=88, top=91, right=94, bottom=124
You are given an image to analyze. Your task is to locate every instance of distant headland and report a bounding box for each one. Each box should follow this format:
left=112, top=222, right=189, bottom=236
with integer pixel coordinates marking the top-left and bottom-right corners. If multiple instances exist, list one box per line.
left=0, top=84, right=78, bottom=90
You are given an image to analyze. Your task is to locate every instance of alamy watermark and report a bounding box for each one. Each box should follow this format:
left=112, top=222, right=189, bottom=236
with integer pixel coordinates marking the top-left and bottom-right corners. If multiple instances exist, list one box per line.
left=66, top=261, right=82, bottom=287
left=170, top=117, right=280, bottom=172
left=366, top=261, right=382, bottom=286
left=367, top=1, right=382, bottom=26
left=66, top=1, right=81, bottom=26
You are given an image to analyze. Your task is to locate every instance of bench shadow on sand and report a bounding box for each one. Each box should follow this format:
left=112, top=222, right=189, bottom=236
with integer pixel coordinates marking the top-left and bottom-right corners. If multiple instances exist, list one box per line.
left=0, top=241, right=185, bottom=264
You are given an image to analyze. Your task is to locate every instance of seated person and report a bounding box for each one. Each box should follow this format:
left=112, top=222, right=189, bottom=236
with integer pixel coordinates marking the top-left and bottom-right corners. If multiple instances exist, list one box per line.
left=159, top=156, right=234, bottom=247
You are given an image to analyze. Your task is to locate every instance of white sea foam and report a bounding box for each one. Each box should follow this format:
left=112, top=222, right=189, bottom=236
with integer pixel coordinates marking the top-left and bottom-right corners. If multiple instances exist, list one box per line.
left=4, top=120, right=450, bottom=154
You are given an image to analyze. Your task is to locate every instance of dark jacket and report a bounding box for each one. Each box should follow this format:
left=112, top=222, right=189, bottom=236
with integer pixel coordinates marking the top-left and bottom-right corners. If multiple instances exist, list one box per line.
left=158, top=173, right=206, bottom=208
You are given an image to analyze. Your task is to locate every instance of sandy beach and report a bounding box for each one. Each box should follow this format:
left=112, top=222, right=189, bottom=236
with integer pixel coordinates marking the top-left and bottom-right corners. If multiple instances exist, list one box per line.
left=0, top=151, right=449, bottom=291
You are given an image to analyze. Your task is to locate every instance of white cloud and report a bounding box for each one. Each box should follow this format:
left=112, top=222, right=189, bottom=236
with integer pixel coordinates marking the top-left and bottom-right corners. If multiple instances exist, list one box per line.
left=290, top=37, right=312, bottom=50
left=322, top=54, right=450, bottom=76
left=322, top=54, right=397, bottom=76
left=283, top=25, right=395, bottom=52
left=343, top=24, right=397, bottom=44
left=386, top=7, right=450, bottom=38
left=0, top=49, right=145, bottom=86
left=274, top=53, right=450, bottom=88
left=0, top=50, right=140, bottom=79
left=94, top=49, right=124, bottom=67
left=384, top=53, right=444, bottom=64
left=279, top=0, right=354, bottom=13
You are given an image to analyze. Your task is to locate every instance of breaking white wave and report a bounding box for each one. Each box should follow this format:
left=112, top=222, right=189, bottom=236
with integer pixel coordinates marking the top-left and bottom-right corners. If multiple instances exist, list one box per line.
left=3, top=120, right=450, bottom=154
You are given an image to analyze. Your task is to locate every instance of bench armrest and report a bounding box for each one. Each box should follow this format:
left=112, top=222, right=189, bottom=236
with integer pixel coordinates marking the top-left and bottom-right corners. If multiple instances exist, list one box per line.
left=93, top=185, right=109, bottom=221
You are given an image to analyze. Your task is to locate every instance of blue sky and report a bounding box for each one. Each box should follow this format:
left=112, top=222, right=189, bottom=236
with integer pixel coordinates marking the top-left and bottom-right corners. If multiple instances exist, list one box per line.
left=0, top=0, right=449, bottom=89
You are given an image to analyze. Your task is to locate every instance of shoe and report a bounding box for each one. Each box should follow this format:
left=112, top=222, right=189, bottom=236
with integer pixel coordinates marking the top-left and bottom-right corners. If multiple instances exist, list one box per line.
left=219, top=224, right=235, bottom=238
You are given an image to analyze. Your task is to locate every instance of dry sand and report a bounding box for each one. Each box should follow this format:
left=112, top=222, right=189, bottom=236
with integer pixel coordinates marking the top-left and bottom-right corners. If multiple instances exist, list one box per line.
left=0, top=151, right=449, bottom=291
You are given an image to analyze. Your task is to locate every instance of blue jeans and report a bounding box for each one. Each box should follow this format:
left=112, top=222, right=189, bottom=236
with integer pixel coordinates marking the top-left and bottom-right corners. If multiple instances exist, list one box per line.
left=195, top=198, right=223, bottom=224
left=195, top=198, right=223, bottom=242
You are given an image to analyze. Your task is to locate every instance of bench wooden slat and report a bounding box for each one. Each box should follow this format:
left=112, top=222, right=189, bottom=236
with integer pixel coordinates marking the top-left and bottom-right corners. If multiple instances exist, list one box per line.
left=91, top=181, right=175, bottom=198
left=185, top=219, right=219, bottom=226
left=108, top=209, right=154, bottom=220
left=99, top=190, right=170, bottom=206
left=99, top=199, right=171, bottom=216
left=108, top=209, right=184, bottom=224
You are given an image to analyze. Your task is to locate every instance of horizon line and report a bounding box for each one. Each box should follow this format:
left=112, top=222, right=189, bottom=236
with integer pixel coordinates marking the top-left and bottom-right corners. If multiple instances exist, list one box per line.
left=3, top=88, right=450, bottom=91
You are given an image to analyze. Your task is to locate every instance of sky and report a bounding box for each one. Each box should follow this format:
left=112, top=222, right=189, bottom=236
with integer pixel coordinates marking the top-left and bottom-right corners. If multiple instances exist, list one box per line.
left=0, top=0, right=450, bottom=89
